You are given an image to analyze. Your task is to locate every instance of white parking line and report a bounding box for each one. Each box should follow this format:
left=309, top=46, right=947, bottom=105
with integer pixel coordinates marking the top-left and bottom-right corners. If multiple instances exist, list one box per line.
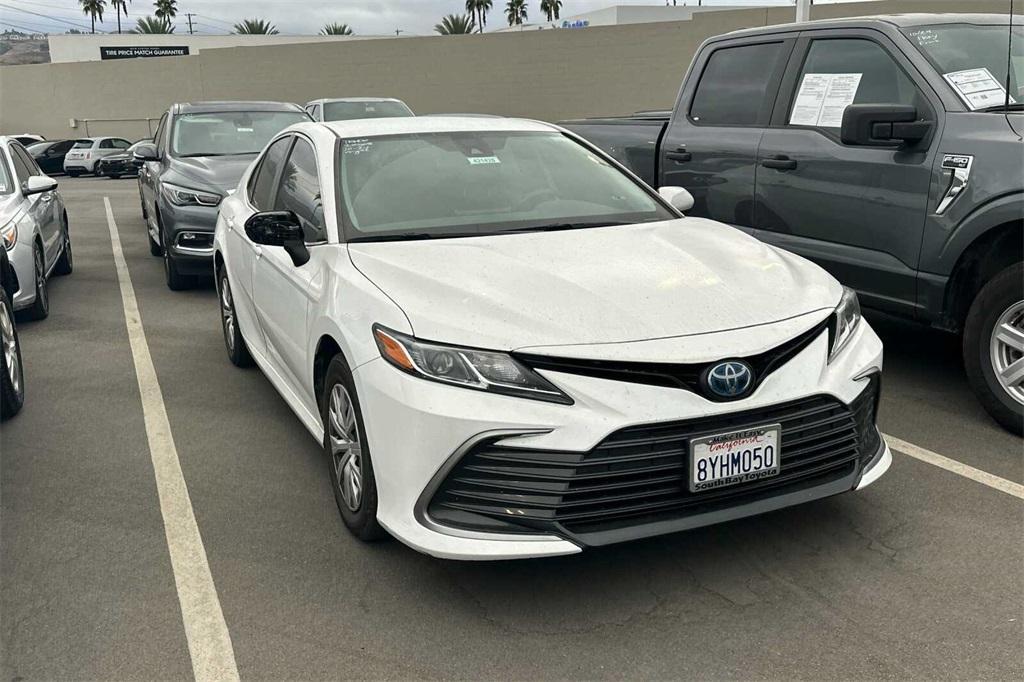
left=884, top=433, right=1024, bottom=500
left=103, top=198, right=240, bottom=682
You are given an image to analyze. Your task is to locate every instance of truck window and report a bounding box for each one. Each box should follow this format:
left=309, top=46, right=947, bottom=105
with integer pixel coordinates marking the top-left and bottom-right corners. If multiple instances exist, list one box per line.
left=787, top=38, right=925, bottom=131
left=689, top=42, right=786, bottom=126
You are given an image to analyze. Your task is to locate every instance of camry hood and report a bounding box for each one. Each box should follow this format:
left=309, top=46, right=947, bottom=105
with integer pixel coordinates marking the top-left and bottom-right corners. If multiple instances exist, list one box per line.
left=349, top=219, right=842, bottom=353
left=169, top=154, right=256, bottom=194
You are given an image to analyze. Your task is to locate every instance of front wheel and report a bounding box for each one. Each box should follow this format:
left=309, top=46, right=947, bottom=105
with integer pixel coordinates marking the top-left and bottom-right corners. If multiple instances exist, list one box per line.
left=217, top=268, right=253, bottom=368
left=161, top=224, right=191, bottom=291
left=963, top=262, right=1024, bottom=435
left=23, top=243, right=48, bottom=321
left=54, top=217, right=73, bottom=276
left=0, top=287, right=25, bottom=420
left=322, top=355, right=386, bottom=542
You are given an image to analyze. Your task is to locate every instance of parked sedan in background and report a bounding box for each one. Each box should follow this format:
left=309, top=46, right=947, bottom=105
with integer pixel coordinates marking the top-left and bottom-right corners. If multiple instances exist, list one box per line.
left=135, top=100, right=309, bottom=290
left=28, top=139, right=86, bottom=176
left=1, top=137, right=72, bottom=321
left=304, top=97, right=413, bottom=122
left=63, top=136, right=133, bottom=176
left=10, top=134, right=44, bottom=147
left=96, top=140, right=147, bottom=179
left=0, top=242, right=24, bottom=420
left=213, top=116, right=889, bottom=560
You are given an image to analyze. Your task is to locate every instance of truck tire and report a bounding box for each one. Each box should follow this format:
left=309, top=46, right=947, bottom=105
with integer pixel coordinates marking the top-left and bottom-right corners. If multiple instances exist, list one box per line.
left=963, top=262, right=1024, bottom=435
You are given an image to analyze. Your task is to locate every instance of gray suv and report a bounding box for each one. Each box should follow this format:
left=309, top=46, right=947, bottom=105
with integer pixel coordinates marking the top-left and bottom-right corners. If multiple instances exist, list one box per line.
left=563, top=14, right=1024, bottom=434
left=135, top=101, right=309, bottom=290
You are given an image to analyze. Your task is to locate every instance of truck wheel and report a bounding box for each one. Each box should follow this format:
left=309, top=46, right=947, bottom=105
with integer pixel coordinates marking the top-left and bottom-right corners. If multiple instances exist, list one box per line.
left=963, top=262, right=1024, bottom=435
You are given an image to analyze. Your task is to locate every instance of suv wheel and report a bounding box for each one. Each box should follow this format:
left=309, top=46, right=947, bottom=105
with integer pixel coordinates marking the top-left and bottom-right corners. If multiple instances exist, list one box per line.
left=963, top=262, right=1024, bottom=435
left=161, top=221, right=190, bottom=291
left=23, top=243, right=49, bottom=321
left=0, top=287, right=25, bottom=420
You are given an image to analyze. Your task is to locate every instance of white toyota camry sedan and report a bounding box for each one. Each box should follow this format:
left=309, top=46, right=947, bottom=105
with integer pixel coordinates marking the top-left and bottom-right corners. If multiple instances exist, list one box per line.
left=213, top=116, right=890, bottom=560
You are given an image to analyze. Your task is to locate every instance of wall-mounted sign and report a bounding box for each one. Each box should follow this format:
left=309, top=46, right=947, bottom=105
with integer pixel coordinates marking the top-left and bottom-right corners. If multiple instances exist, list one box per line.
left=100, top=46, right=189, bottom=60
left=561, top=19, right=590, bottom=29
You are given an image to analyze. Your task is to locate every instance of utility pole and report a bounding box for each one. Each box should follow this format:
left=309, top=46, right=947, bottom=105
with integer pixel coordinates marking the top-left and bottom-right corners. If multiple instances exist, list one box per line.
left=394, top=29, right=404, bottom=37
left=185, top=12, right=196, bottom=35
left=795, top=0, right=810, bottom=23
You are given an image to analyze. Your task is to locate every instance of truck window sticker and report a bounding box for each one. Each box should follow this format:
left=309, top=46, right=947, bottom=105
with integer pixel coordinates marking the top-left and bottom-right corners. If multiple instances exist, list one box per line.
left=943, top=67, right=1015, bottom=111
left=789, top=73, right=863, bottom=128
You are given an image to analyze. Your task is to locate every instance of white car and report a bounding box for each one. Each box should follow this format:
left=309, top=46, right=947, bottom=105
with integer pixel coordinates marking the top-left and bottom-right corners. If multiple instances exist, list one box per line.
left=0, top=137, right=72, bottom=321
left=213, top=117, right=890, bottom=560
left=304, top=97, right=414, bottom=122
left=62, top=136, right=133, bottom=176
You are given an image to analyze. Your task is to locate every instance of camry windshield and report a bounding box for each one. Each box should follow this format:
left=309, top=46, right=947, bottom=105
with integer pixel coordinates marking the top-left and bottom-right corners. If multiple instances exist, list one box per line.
left=0, top=154, right=12, bottom=195
left=905, top=22, right=1024, bottom=109
left=323, top=100, right=412, bottom=122
left=338, top=131, right=674, bottom=240
left=171, top=111, right=308, bottom=157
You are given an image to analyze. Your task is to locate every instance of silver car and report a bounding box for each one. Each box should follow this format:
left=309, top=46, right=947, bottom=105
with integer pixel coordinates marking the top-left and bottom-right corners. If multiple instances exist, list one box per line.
left=303, top=97, right=414, bottom=122
left=63, top=136, right=133, bottom=176
left=0, top=137, right=72, bottom=320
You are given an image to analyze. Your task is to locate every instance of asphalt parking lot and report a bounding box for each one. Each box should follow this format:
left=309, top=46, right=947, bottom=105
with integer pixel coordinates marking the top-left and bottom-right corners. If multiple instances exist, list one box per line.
left=2, top=176, right=1022, bottom=680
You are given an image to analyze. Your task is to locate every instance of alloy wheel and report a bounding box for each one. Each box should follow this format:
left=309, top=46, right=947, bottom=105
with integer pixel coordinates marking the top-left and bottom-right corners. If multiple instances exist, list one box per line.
left=990, top=300, right=1024, bottom=406
left=0, top=298, right=21, bottom=396
left=329, top=383, right=363, bottom=511
left=220, top=275, right=235, bottom=352
left=34, top=248, right=47, bottom=311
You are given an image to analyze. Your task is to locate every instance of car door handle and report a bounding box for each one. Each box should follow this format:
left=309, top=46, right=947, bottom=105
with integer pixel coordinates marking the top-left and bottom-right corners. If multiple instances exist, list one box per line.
left=761, top=155, right=798, bottom=171
left=666, top=147, right=692, bottom=163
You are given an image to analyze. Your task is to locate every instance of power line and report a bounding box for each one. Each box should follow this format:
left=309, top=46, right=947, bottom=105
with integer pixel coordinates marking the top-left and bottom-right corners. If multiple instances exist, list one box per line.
left=0, top=2, right=99, bottom=32
left=1, top=20, right=49, bottom=34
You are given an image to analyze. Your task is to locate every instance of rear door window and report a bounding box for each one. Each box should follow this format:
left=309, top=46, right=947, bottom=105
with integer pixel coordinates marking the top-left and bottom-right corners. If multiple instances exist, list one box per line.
left=99, top=139, right=115, bottom=149
left=248, top=136, right=292, bottom=211
left=690, top=42, right=788, bottom=126
left=72, top=140, right=93, bottom=149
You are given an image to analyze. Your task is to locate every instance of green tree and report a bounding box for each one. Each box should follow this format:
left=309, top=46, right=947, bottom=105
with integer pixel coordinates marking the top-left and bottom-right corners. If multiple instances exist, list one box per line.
left=540, top=0, right=562, bottom=22
left=504, top=0, right=527, bottom=27
left=233, top=18, right=278, bottom=34
left=465, top=0, right=493, bottom=33
left=111, top=0, right=130, bottom=34
left=320, top=23, right=353, bottom=35
left=153, top=0, right=177, bottom=20
left=132, top=15, right=174, bottom=33
left=79, top=0, right=106, bottom=34
left=434, top=14, right=475, bottom=35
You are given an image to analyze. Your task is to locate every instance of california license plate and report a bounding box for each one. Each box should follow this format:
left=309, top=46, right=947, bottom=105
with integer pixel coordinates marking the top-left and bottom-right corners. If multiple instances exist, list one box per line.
left=689, top=424, right=781, bottom=492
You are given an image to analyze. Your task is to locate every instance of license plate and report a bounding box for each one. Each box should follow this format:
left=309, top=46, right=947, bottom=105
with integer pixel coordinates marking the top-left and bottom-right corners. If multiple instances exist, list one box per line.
left=689, top=424, right=781, bottom=492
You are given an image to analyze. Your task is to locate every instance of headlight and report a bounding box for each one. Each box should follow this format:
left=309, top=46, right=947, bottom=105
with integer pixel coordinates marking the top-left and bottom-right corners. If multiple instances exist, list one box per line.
left=0, top=221, right=15, bottom=251
left=373, top=325, right=573, bottom=405
left=161, top=182, right=221, bottom=207
left=828, top=287, right=861, bottom=362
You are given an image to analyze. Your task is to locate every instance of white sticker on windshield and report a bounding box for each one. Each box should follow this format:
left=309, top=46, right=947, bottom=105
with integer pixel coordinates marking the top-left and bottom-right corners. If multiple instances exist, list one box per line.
left=0, top=183, right=6, bottom=193
left=343, top=138, right=373, bottom=155
left=467, top=156, right=501, bottom=165
left=943, top=68, right=1015, bottom=110
left=236, top=127, right=254, bottom=132
left=789, top=73, right=863, bottom=127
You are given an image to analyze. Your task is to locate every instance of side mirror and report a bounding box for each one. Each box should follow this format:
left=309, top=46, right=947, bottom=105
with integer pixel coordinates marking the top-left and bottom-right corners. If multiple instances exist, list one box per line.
left=658, top=186, right=694, bottom=212
left=840, top=104, right=933, bottom=147
left=244, top=211, right=310, bottom=266
left=133, top=142, right=160, bottom=161
left=23, top=175, right=57, bottom=196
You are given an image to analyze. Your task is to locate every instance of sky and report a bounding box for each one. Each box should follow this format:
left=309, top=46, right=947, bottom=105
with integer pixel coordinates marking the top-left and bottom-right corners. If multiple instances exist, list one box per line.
left=0, top=0, right=861, bottom=37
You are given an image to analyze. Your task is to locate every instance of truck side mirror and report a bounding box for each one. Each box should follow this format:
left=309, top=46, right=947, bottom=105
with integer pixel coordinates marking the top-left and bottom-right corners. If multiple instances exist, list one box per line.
left=841, top=104, right=933, bottom=147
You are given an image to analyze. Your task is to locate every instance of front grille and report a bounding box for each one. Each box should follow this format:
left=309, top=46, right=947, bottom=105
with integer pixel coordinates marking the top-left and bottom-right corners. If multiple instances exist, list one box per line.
left=428, top=377, right=881, bottom=542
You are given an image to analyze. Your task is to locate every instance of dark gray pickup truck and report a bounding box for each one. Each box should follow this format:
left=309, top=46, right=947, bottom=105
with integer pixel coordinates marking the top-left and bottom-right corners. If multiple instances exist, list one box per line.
left=563, top=13, right=1024, bottom=434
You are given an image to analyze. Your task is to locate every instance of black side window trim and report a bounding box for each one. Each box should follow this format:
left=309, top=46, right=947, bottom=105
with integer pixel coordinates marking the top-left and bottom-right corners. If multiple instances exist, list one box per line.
left=247, top=135, right=295, bottom=212
left=274, top=134, right=328, bottom=246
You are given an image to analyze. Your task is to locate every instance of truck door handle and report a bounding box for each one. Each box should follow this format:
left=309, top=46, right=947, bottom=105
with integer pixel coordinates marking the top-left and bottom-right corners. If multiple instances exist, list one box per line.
left=666, top=147, right=692, bottom=163
left=761, top=155, right=797, bottom=171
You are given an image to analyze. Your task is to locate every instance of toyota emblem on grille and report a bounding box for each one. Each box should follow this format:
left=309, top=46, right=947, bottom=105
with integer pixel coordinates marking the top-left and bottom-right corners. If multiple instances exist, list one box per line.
left=703, top=361, right=754, bottom=399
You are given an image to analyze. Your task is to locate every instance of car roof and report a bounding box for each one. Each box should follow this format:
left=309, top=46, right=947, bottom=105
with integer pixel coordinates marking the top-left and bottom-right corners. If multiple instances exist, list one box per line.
left=173, top=100, right=304, bottom=114
left=310, top=115, right=556, bottom=139
left=306, top=97, right=406, bottom=106
left=721, top=13, right=1018, bottom=39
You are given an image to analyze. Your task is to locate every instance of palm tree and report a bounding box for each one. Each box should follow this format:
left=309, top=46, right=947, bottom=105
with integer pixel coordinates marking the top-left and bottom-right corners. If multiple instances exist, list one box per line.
left=504, top=0, right=527, bottom=27
left=79, top=0, right=106, bottom=34
left=434, top=14, right=475, bottom=35
left=153, top=0, right=176, bottom=20
left=540, top=0, right=562, bottom=22
left=320, top=23, right=353, bottom=35
left=233, top=18, right=278, bottom=34
left=132, top=15, right=173, bottom=33
left=111, top=0, right=130, bottom=34
left=465, top=0, right=492, bottom=33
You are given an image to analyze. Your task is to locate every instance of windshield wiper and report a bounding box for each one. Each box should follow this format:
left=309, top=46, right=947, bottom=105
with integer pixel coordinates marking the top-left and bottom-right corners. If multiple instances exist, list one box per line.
left=504, top=221, right=632, bottom=234
left=348, top=232, right=483, bottom=242
left=980, top=102, right=1024, bottom=112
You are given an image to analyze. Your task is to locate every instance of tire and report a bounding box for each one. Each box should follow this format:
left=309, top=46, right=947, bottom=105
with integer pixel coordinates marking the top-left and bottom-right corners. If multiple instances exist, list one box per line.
left=23, top=242, right=48, bottom=321
left=321, top=354, right=386, bottom=542
left=148, top=230, right=162, bottom=257
left=140, top=191, right=148, bottom=220
left=54, top=216, right=73, bottom=276
left=0, top=287, right=25, bottom=420
left=161, top=221, right=191, bottom=291
left=963, top=262, right=1024, bottom=435
left=66, top=171, right=80, bottom=178
left=109, top=174, right=121, bottom=180
left=217, top=266, right=253, bottom=368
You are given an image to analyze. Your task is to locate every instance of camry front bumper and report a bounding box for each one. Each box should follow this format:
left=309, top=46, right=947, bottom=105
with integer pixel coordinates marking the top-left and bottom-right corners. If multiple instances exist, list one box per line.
left=353, top=317, right=887, bottom=560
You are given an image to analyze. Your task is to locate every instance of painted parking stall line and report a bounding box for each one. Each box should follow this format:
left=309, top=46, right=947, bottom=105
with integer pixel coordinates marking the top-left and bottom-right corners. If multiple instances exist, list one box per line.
left=884, top=433, right=1024, bottom=500
left=103, top=197, right=240, bottom=682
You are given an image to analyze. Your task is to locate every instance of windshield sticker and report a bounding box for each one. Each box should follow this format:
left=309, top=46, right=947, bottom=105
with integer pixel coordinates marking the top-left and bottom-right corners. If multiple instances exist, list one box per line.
left=467, top=156, right=501, bottom=165
left=0, top=183, right=6, bottom=193
left=789, top=73, right=863, bottom=127
left=907, top=28, right=940, bottom=47
left=343, top=138, right=373, bottom=155
left=943, top=68, right=1015, bottom=110
left=236, top=127, right=254, bottom=133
